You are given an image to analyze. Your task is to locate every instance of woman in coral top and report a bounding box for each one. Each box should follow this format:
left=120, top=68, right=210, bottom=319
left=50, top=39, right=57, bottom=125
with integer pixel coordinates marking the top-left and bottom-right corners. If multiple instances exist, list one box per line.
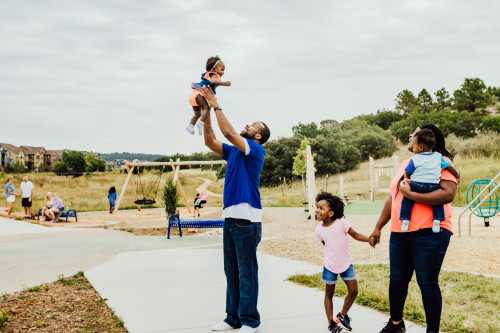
left=369, top=124, right=458, bottom=333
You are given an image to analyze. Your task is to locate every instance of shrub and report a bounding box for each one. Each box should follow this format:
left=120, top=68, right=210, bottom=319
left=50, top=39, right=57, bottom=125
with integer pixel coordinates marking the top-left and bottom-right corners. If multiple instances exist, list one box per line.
left=4, top=161, right=28, bottom=173
left=163, top=180, right=178, bottom=215
left=0, top=310, right=7, bottom=329
left=446, top=132, right=500, bottom=158
left=53, top=161, right=68, bottom=174
left=479, top=115, right=500, bottom=133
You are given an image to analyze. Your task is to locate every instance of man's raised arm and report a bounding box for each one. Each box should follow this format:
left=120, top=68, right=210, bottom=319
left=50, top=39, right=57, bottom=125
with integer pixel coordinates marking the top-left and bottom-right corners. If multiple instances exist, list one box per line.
left=200, top=88, right=247, bottom=153
left=203, top=109, right=223, bottom=156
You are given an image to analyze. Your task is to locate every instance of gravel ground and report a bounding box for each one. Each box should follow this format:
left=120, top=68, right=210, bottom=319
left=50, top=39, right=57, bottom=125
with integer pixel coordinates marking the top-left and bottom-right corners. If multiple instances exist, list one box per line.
left=260, top=207, right=500, bottom=277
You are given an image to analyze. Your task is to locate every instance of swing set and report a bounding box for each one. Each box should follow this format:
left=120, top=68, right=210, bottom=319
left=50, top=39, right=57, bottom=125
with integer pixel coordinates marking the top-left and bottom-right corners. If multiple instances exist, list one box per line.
left=114, top=159, right=226, bottom=213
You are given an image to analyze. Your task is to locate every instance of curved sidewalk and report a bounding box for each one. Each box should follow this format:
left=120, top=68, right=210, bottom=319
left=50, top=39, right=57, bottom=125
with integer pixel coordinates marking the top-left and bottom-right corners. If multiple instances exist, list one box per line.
left=86, top=247, right=425, bottom=333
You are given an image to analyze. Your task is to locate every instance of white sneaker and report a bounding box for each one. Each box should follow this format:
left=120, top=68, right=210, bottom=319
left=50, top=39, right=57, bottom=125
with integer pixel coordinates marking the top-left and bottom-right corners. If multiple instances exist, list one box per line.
left=196, top=120, right=204, bottom=135
left=239, top=326, right=258, bottom=333
left=186, top=124, right=195, bottom=135
left=211, top=321, right=237, bottom=331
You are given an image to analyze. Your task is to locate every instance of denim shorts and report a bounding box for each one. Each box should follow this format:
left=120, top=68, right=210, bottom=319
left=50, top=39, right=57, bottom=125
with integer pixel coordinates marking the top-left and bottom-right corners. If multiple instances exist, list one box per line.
left=322, top=264, right=356, bottom=284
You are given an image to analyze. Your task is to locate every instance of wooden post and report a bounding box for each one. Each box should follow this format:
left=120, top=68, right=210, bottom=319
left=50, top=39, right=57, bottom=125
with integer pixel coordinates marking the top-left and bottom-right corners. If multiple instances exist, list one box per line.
left=369, top=156, right=375, bottom=201
left=392, top=154, right=400, bottom=177
left=339, top=175, right=344, bottom=198
left=114, top=164, right=134, bottom=212
left=305, top=145, right=317, bottom=219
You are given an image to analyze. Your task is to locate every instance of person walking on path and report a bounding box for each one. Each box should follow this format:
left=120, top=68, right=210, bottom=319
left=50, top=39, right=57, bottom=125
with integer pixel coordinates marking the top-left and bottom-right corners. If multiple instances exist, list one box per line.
left=3, top=176, right=16, bottom=217
left=369, top=124, right=458, bottom=333
left=200, top=87, right=270, bottom=333
left=20, top=175, right=34, bottom=218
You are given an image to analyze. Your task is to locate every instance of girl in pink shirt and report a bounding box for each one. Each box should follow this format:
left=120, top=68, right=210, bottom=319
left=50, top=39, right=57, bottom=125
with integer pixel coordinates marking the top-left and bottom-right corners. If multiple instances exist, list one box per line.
left=315, top=192, right=372, bottom=332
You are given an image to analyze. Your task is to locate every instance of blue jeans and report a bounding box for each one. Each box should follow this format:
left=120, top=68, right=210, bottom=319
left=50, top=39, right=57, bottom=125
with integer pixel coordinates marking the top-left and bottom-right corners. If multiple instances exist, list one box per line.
left=223, top=218, right=262, bottom=328
left=400, top=182, right=444, bottom=221
left=389, top=228, right=451, bottom=331
left=322, top=264, right=356, bottom=284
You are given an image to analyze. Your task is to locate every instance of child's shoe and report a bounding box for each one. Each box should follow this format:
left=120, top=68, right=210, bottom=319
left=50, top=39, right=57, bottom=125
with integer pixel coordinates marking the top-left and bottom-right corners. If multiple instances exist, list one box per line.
left=401, top=220, right=410, bottom=232
left=432, top=220, right=441, bottom=233
left=196, top=120, right=204, bottom=135
left=186, top=124, right=195, bottom=135
left=337, top=312, right=352, bottom=331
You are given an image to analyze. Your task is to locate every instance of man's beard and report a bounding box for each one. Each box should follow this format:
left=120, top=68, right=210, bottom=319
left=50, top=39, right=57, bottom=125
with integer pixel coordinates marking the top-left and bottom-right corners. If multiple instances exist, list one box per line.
left=240, top=131, right=253, bottom=140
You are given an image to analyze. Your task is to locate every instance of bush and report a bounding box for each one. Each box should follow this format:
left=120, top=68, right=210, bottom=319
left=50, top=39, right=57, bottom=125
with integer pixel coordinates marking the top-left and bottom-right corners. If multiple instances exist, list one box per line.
left=4, top=161, right=28, bottom=173
left=311, top=135, right=361, bottom=175
left=53, top=161, right=68, bottom=174
left=163, top=180, right=178, bottom=215
left=0, top=310, right=7, bottom=328
left=446, top=132, right=500, bottom=158
left=85, top=154, right=106, bottom=172
left=479, top=115, right=500, bottom=133
left=62, top=151, right=87, bottom=173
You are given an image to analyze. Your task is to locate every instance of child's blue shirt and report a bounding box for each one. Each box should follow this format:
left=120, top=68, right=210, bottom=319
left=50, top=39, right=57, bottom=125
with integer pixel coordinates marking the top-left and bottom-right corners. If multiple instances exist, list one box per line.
left=405, top=152, right=449, bottom=184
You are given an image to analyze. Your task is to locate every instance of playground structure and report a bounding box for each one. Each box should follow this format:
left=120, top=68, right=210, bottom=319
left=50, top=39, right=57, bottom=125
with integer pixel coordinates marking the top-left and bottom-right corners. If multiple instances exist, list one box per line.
left=369, top=155, right=400, bottom=201
left=304, top=147, right=402, bottom=212
left=114, top=159, right=226, bottom=213
left=458, top=171, right=500, bottom=237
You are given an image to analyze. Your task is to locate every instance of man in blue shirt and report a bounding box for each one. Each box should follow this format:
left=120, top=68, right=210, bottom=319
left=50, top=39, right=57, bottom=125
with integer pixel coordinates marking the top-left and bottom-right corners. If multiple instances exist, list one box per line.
left=200, top=88, right=270, bottom=333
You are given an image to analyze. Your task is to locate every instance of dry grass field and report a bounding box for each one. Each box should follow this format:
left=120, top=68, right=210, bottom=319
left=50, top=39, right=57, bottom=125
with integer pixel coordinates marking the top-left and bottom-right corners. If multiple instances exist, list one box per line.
left=0, top=148, right=498, bottom=214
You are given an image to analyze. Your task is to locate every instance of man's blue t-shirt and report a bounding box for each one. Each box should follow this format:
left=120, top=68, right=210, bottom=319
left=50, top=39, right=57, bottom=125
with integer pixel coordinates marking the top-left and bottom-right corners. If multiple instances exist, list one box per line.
left=222, top=139, right=265, bottom=210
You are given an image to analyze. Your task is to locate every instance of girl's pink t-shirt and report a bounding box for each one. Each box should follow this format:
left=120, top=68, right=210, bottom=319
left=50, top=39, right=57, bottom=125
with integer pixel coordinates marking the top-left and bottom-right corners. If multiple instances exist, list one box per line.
left=315, top=218, right=352, bottom=274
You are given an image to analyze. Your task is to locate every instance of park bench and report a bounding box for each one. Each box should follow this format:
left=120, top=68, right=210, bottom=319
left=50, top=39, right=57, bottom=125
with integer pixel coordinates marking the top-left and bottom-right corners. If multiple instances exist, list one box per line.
left=36, top=208, right=78, bottom=223
left=167, top=214, right=224, bottom=239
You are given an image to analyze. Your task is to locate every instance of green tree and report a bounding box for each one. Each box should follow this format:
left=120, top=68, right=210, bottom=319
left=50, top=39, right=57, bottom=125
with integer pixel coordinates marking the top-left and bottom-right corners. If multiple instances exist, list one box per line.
left=417, top=89, right=433, bottom=113
left=390, top=111, right=481, bottom=143
left=292, top=122, right=319, bottom=138
left=395, top=89, right=418, bottom=114
left=434, top=88, right=452, bottom=111
left=311, top=135, right=361, bottom=175
left=85, top=154, right=106, bottom=172
left=453, top=78, right=491, bottom=112
left=61, top=151, right=87, bottom=173
left=261, top=137, right=301, bottom=186
left=292, top=138, right=310, bottom=177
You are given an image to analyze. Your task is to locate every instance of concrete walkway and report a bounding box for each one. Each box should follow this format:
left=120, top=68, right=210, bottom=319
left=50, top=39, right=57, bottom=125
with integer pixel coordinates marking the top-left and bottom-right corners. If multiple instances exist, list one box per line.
left=0, top=218, right=220, bottom=293
left=1, top=217, right=425, bottom=332
left=86, top=248, right=425, bottom=333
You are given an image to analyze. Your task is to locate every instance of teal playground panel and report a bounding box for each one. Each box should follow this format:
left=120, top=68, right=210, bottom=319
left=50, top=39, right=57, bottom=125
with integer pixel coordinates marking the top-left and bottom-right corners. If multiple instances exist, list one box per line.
left=466, top=179, right=499, bottom=227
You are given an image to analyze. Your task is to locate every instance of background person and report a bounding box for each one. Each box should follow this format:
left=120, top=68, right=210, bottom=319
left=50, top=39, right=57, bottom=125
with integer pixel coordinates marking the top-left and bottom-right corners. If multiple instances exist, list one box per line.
left=20, top=175, right=34, bottom=219
left=43, top=192, right=65, bottom=222
left=3, top=176, right=16, bottom=217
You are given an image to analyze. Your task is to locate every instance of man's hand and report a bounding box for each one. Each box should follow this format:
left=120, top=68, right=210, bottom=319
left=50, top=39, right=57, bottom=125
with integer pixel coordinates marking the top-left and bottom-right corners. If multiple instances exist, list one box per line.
left=200, top=88, right=220, bottom=109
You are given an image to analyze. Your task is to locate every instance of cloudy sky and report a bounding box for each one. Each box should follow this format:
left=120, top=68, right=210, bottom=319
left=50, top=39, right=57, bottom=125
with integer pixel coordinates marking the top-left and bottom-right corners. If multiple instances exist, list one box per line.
left=1, top=0, right=499, bottom=155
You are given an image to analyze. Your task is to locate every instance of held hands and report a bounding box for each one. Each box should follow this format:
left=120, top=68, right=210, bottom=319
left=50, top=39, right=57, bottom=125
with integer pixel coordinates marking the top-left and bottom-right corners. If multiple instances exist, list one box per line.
left=368, top=228, right=381, bottom=247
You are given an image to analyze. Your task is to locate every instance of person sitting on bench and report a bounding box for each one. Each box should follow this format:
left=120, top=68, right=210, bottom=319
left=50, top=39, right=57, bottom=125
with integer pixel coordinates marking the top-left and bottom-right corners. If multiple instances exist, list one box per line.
left=43, top=192, right=64, bottom=221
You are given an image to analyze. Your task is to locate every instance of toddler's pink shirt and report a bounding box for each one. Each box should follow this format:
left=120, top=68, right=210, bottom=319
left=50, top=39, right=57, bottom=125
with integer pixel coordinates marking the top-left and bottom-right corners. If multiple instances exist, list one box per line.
left=315, top=218, right=352, bottom=274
